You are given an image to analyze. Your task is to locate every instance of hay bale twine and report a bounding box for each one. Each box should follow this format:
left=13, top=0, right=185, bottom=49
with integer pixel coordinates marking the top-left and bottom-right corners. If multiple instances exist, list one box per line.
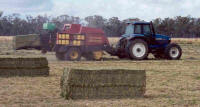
left=60, top=68, right=146, bottom=99
left=0, top=57, right=49, bottom=77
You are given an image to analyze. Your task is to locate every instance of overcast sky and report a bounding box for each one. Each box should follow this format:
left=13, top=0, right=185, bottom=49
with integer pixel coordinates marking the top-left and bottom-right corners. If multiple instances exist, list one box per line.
left=0, top=0, right=199, bottom=21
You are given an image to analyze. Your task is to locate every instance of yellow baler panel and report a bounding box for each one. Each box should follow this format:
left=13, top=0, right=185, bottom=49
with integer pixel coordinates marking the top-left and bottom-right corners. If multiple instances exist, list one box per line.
left=78, top=35, right=85, bottom=40
left=62, top=40, right=69, bottom=45
left=73, top=40, right=81, bottom=46
left=81, top=35, right=85, bottom=40
left=58, top=40, right=62, bottom=44
left=65, top=34, right=70, bottom=39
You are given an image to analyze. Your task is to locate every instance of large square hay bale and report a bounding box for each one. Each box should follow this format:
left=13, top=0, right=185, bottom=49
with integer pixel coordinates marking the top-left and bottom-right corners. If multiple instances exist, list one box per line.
left=0, top=57, right=49, bottom=77
left=0, top=36, right=15, bottom=53
left=14, top=34, right=40, bottom=50
left=61, top=68, right=146, bottom=99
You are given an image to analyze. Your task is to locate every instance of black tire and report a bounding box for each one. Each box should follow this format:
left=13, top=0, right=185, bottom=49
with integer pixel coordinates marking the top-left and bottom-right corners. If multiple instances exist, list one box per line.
left=56, top=52, right=64, bottom=60
left=164, top=43, right=182, bottom=60
left=64, top=48, right=81, bottom=61
left=128, top=39, right=149, bottom=60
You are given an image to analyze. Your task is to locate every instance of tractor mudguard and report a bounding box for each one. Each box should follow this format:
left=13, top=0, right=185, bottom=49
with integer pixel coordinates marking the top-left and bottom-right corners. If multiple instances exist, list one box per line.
left=127, top=36, right=149, bottom=44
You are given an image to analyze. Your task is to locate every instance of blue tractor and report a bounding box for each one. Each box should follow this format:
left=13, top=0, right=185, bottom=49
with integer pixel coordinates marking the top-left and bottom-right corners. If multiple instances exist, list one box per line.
left=108, top=21, right=182, bottom=60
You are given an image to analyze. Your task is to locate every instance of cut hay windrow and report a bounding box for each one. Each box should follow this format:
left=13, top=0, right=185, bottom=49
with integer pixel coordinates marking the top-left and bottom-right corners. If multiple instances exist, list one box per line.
left=60, top=68, right=146, bottom=99
left=0, top=57, right=49, bottom=77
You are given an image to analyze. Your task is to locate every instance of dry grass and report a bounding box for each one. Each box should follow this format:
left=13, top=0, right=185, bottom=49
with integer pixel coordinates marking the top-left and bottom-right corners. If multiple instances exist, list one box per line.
left=0, top=40, right=200, bottom=106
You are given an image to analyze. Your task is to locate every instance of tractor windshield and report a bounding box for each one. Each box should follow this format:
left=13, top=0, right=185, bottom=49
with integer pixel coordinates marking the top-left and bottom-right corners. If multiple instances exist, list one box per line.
left=125, top=24, right=134, bottom=35
left=63, top=25, right=71, bottom=31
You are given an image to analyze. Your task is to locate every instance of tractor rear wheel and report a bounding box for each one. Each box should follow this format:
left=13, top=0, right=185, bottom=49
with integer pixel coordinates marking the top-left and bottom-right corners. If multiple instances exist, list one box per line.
left=56, top=52, right=64, bottom=60
left=164, top=43, right=182, bottom=60
left=129, top=39, right=149, bottom=60
left=64, top=48, right=81, bottom=61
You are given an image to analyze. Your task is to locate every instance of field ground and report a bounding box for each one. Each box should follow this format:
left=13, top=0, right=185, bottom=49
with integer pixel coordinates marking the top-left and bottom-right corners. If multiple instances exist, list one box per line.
left=0, top=42, right=200, bottom=107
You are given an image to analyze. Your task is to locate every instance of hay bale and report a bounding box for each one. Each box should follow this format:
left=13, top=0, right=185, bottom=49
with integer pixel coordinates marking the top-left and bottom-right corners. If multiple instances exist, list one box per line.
left=0, top=57, right=48, bottom=69
left=15, top=34, right=40, bottom=50
left=60, top=68, right=146, bottom=99
left=0, top=57, right=49, bottom=77
left=0, top=36, right=15, bottom=53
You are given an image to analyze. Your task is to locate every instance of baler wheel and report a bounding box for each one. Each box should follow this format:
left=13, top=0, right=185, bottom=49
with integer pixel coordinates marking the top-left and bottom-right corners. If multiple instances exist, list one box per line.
left=93, top=51, right=103, bottom=60
left=64, top=48, right=81, bottom=61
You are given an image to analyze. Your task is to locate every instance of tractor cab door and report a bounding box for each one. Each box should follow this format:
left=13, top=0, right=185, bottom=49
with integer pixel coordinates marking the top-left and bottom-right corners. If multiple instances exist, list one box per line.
left=142, top=24, right=157, bottom=45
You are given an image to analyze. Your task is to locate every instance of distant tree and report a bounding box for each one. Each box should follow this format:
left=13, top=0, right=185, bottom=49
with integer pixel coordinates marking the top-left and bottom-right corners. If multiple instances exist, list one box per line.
left=52, top=15, right=81, bottom=30
left=104, top=17, right=124, bottom=37
left=85, top=15, right=106, bottom=29
left=0, top=12, right=200, bottom=37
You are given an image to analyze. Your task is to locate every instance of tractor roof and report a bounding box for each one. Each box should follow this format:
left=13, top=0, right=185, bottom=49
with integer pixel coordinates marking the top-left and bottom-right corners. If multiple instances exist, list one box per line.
left=126, top=21, right=150, bottom=25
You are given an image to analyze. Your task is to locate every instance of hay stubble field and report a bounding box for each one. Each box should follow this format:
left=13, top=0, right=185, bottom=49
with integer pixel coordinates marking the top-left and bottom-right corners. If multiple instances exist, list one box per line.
left=0, top=41, right=200, bottom=106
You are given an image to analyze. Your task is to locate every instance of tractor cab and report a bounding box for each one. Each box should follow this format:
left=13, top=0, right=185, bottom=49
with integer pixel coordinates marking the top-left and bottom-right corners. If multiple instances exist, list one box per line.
left=123, top=21, right=171, bottom=47
left=125, top=21, right=155, bottom=36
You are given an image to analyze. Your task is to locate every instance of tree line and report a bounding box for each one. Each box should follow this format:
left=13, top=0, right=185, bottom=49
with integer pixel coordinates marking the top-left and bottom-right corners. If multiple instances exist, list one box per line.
left=0, top=11, right=200, bottom=38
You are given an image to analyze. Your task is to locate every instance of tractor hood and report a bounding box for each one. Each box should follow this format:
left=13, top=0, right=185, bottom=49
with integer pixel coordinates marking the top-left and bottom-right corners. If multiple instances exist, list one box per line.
left=121, top=33, right=171, bottom=41
left=155, top=34, right=171, bottom=41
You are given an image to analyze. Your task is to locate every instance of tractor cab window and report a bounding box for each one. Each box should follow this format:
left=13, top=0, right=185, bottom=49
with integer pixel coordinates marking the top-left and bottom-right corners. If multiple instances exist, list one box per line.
left=63, top=25, right=71, bottom=31
left=143, top=25, right=151, bottom=34
left=125, top=24, right=134, bottom=35
left=134, top=25, right=142, bottom=34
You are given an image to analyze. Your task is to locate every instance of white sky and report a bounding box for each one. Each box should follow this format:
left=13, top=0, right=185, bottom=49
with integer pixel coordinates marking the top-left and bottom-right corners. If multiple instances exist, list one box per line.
left=0, top=0, right=199, bottom=21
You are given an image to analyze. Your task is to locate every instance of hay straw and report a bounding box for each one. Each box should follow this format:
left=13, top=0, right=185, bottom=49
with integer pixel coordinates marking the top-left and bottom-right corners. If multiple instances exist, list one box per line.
left=0, top=57, right=49, bottom=77
left=61, top=68, right=146, bottom=99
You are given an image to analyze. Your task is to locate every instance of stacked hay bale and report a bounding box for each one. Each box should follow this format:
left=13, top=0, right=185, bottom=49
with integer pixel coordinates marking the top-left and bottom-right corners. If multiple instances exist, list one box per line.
left=60, top=68, right=146, bottom=99
left=0, top=57, right=49, bottom=77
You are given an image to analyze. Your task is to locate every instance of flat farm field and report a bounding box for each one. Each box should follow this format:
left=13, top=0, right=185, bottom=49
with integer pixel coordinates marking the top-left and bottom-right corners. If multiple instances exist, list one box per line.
left=0, top=42, right=200, bottom=107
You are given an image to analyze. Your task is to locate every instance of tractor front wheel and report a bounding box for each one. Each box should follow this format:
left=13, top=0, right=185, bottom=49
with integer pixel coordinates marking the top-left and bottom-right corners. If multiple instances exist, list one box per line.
left=164, top=43, right=182, bottom=60
left=64, top=48, right=81, bottom=61
left=129, top=39, right=149, bottom=60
